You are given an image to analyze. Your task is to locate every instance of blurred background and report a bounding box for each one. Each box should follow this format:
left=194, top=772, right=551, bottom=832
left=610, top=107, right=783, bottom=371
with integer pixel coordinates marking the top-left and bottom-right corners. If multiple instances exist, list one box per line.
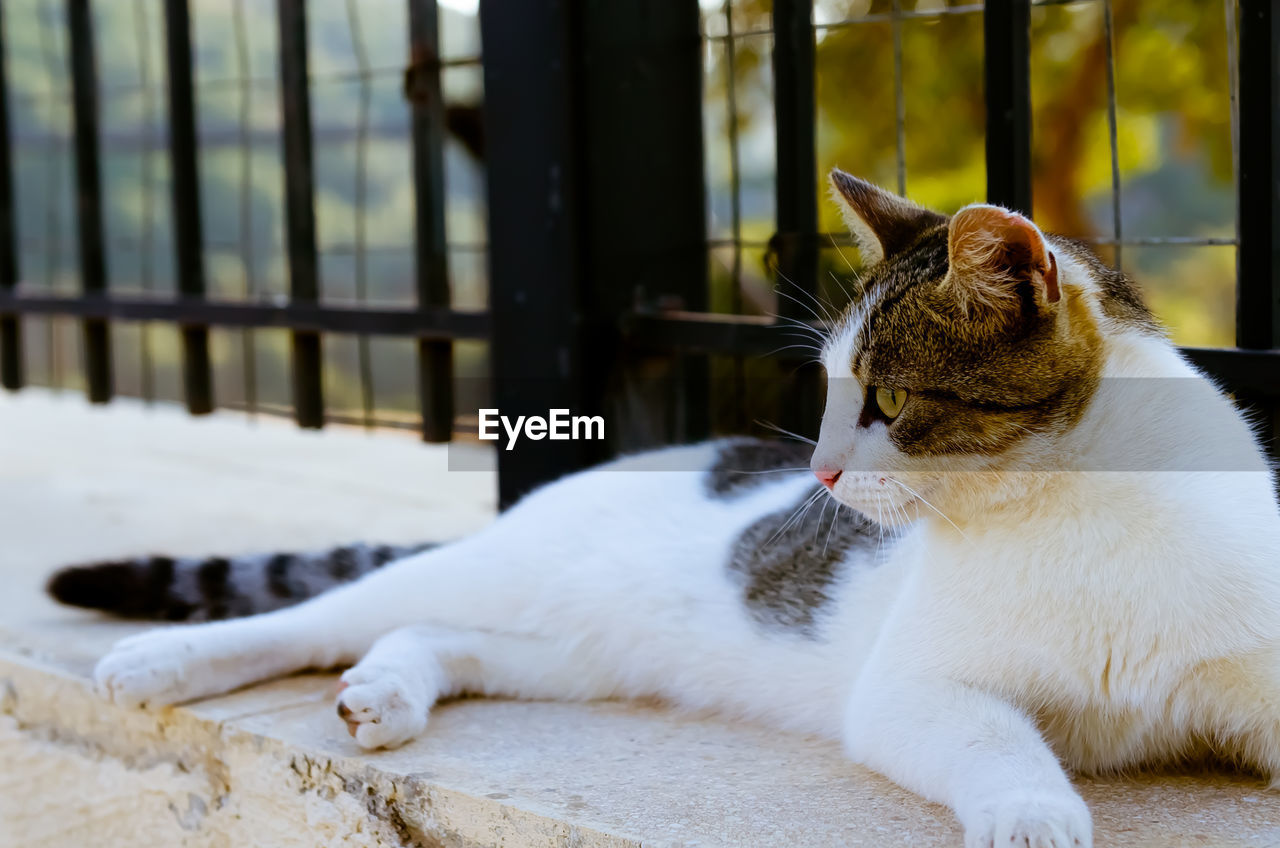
left=713, top=0, right=1236, bottom=342
left=5, top=0, right=488, bottom=427
left=0, top=0, right=1267, bottom=505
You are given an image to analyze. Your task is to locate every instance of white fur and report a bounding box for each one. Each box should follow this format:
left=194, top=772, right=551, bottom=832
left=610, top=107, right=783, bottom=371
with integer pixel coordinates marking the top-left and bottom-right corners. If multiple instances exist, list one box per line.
left=93, top=237, right=1280, bottom=848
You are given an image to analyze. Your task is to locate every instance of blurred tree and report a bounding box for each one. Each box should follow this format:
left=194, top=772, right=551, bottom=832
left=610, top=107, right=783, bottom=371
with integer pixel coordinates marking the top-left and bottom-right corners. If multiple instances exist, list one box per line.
left=705, top=0, right=1237, bottom=344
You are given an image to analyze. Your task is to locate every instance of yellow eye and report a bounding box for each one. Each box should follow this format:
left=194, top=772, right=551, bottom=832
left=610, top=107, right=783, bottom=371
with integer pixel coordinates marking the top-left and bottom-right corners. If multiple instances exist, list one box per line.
left=874, top=387, right=908, bottom=419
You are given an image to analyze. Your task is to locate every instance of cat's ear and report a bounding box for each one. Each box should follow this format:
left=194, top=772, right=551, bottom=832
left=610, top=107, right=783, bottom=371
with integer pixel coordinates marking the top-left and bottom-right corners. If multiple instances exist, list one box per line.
left=828, top=169, right=945, bottom=264
left=942, top=204, right=1060, bottom=317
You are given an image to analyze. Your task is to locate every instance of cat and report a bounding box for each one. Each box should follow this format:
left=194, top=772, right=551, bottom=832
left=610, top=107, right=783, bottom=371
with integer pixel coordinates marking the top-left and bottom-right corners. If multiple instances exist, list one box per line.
left=49, top=170, right=1280, bottom=848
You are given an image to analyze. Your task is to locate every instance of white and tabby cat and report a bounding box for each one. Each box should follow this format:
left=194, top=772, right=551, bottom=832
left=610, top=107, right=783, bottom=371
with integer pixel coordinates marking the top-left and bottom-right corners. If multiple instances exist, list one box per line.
left=51, top=171, right=1280, bottom=848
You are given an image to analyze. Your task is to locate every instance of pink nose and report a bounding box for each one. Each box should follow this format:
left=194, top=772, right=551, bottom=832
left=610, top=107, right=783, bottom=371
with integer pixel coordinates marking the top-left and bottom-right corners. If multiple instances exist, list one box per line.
left=814, top=467, right=842, bottom=490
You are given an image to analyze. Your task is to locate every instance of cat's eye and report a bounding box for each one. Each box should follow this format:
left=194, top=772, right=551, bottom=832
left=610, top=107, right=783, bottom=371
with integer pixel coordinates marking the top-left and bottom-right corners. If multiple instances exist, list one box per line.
left=873, top=387, right=908, bottom=420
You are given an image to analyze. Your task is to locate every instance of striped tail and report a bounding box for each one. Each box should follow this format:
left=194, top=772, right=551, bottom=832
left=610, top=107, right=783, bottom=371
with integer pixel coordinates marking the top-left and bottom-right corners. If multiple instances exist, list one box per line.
left=46, top=542, right=434, bottom=622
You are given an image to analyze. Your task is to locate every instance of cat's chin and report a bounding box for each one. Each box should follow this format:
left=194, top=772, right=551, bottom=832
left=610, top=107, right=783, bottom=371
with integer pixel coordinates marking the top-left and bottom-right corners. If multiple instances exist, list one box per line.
left=825, top=486, right=921, bottom=528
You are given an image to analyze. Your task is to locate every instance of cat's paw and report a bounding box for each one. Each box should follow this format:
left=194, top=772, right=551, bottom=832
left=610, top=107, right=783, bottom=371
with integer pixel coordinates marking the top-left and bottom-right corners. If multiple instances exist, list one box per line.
left=962, top=790, right=1092, bottom=848
left=94, top=627, right=220, bottom=708
left=336, top=665, right=430, bottom=750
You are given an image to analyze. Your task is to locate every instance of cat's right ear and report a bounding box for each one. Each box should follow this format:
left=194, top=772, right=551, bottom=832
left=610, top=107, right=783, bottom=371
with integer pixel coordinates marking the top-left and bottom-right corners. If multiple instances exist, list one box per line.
left=828, top=169, right=945, bottom=264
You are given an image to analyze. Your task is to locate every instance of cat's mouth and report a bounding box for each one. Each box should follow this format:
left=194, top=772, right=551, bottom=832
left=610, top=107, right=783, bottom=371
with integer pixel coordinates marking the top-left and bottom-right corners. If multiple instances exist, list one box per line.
left=826, top=481, right=922, bottom=528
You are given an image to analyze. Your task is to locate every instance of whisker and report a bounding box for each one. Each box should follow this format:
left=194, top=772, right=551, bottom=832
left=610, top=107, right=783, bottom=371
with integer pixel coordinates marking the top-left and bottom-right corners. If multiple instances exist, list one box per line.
left=770, top=339, right=823, bottom=350
left=765, top=343, right=823, bottom=362
left=885, top=478, right=970, bottom=542
left=887, top=497, right=905, bottom=530
left=828, top=232, right=858, bottom=274
left=815, top=496, right=832, bottom=546
left=723, top=467, right=811, bottom=475
left=765, top=487, right=825, bottom=548
left=767, top=309, right=827, bottom=328
left=764, top=311, right=831, bottom=346
left=776, top=324, right=826, bottom=339
left=822, top=495, right=841, bottom=557
left=773, top=287, right=827, bottom=324
left=775, top=325, right=829, bottom=345
left=774, top=267, right=840, bottom=324
left=874, top=494, right=886, bottom=562
left=828, top=270, right=857, bottom=306
left=768, top=487, right=823, bottom=541
left=754, top=419, right=818, bottom=446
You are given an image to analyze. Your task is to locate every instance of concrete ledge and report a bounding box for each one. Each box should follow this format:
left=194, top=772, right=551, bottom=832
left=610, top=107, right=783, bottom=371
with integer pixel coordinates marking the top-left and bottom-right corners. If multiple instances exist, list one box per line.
left=3, top=391, right=1280, bottom=847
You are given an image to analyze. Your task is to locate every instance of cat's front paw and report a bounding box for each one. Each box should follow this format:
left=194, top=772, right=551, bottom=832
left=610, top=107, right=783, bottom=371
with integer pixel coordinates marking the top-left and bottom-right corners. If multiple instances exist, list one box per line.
left=336, top=665, right=430, bottom=750
left=94, top=627, right=221, bottom=708
left=962, top=790, right=1092, bottom=848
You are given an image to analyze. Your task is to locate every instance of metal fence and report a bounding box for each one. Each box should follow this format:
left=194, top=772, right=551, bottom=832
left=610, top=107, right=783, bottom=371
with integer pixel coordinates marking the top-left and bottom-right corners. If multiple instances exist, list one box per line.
left=0, top=0, right=1277, bottom=508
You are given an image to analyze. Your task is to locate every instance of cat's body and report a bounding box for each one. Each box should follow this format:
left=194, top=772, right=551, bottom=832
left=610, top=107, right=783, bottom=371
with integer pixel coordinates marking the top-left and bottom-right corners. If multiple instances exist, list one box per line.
left=85, top=441, right=892, bottom=738
left=57, top=174, right=1280, bottom=848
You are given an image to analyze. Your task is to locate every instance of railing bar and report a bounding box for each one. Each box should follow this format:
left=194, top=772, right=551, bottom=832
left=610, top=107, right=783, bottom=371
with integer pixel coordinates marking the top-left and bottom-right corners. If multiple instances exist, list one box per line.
left=134, top=0, right=155, bottom=405
left=725, top=8, right=746, bottom=428
left=891, top=0, right=906, bottom=195
left=772, top=0, right=818, bottom=305
left=407, top=0, right=455, bottom=444
left=1235, top=0, right=1277, bottom=351
left=708, top=237, right=772, bottom=245
left=24, top=229, right=1230, bottom=253
left=191, top=62, right=486, bottom=91
left=1102, top=0, right=1123, bottom=271
left=0, top=2, right=22, bottom=391
left=479, top=0, right=594, bottom=506
left=13, top=124, right=431, bottom=150
left=232, top=0, right=258, bottom=418
left=814, top=4, right=984, bottom=31
left=37, top=3, right=62, bottom=391
left=36, top=4, right=63, bottom=384
left=15, top=62, right=482, bottom=100
left=723, top=1, right=744, bottom=315
left=821, top=231, right=1239, bottom=247
left=1088, top=236, right=1236, bottom=247
left=983, top=0, right=1033, bottom=213
left=346, top=0, right=376, bottom=431
left=276, top=0, right=324, bottom=429
left=0, top=293, right=491, bottom=338
left=1225, top=0, right=1241, bottom=284
left=621, top=311, right=1280, bottom=381
left=15, top=235, right=485, bottom=254
left=772, top=0, right=821, bottom=438
left=67, top=0, right=112, bottom=403
left=704, top=28, right=774, bottom=40
left=36, top=4, right=64, bottom=389
left=165, top=0, right=213, bottom=414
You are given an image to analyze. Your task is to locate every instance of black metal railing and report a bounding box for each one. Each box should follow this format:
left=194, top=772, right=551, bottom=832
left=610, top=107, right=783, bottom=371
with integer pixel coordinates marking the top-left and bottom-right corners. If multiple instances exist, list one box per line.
left=0, top=0, right=1276, bottom=509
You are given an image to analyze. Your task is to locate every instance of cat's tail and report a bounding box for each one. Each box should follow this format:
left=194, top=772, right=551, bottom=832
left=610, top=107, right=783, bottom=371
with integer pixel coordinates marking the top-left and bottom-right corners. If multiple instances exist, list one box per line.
left=46, top=541, right=435, bottom=622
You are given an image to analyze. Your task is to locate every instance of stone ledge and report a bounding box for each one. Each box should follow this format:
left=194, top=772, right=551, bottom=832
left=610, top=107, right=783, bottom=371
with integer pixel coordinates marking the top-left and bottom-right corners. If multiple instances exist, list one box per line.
left=3, top=391, right=1280, bottom=847
left=5, top=638, right=1280, bottom=848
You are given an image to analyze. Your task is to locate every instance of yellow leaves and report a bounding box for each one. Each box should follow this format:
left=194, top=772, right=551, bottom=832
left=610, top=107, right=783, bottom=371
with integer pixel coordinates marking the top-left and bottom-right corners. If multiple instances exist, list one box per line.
left=1075, top=111, right=1162, bottom=200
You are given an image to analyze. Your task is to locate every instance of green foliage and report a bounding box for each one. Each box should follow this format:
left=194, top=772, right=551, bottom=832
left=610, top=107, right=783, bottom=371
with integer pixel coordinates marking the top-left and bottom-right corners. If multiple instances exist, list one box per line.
left=706, top=0, right=1239, bottom=347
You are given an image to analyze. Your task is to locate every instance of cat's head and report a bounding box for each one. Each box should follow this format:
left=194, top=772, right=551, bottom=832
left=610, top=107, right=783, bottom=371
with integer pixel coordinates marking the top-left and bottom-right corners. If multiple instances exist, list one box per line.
left=811, top=170, right=1149, bottom=526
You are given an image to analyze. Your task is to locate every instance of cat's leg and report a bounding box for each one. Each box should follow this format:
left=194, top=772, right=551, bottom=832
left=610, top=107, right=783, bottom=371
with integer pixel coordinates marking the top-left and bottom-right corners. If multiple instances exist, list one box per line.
left=93, top=606, right=342, bottom=707
left=95, top=531, right=542, bottom=707
left=1181, top=647, right=1280, bottom=784
left=844, top=664, right=1091, bottom=848
left=334, top=625, right=621, bottom=749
